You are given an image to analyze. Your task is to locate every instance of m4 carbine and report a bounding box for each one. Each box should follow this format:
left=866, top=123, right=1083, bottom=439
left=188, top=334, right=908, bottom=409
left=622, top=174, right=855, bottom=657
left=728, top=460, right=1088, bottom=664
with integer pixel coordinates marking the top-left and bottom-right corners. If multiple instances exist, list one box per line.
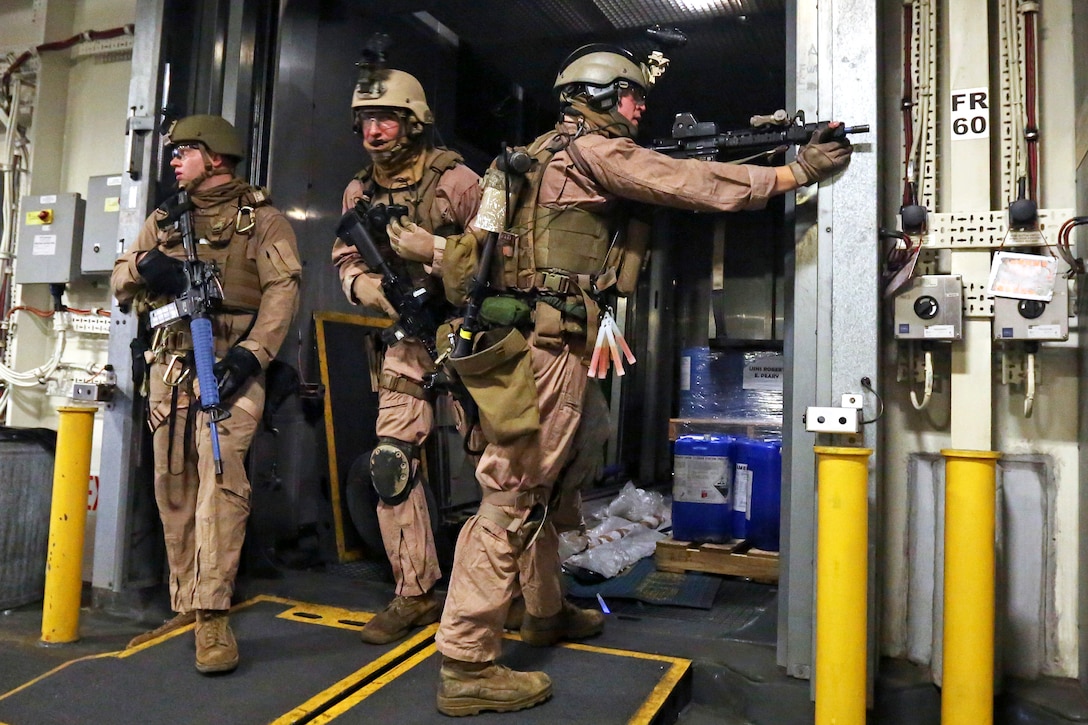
left=147, top=190, right=228, bottom=474
left=650, top=110, right=869, bottom=162
left=336, top=201, right=446, bottom=359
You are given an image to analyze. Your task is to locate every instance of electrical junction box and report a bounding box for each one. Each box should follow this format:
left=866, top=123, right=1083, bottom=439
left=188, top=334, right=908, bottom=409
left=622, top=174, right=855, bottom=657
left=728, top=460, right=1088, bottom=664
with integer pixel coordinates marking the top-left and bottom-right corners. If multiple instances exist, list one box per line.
left=893, top=274, right=963, bottom=340
left=993, top=278, right=1069, bottom=341
left=15, top=192, right=85, bottom=284
left=81, top=174, right=123, bottom=274
left=805, top=406, right=860, bottom=434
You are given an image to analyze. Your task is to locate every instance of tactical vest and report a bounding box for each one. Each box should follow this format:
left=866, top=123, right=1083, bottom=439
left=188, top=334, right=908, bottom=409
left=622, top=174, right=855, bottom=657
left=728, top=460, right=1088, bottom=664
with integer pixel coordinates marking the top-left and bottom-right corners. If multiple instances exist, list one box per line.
left=154, top=185, right=270, bottom=315
left=498, top=131, right=638, bottom=299
left=354, top=147, right=464, bottom=302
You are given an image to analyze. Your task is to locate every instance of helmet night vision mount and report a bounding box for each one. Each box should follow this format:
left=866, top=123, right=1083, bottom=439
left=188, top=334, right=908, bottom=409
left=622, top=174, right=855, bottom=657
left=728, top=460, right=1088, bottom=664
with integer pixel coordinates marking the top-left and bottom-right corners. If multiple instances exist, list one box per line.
left=350, top=33, right=434, bottom=132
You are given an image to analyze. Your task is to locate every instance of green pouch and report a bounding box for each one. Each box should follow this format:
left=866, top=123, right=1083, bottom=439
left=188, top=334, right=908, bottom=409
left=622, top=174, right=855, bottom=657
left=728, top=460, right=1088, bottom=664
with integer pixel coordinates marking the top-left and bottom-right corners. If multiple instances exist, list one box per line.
left=448, top=327, right=540, bottom=445
left=480, top=296, right=532, bottom=328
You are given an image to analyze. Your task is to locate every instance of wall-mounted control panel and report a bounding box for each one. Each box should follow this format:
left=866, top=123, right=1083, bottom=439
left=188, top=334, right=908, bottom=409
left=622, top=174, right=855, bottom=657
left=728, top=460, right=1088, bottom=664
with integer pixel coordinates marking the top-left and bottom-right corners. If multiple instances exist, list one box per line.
left=15, top=193, right=85, bottom=284
left=992, top=278, right=1069, bottom=341
left=81, top=174, right=123, bottom=274
left=893, top=275, right=963, bottom=340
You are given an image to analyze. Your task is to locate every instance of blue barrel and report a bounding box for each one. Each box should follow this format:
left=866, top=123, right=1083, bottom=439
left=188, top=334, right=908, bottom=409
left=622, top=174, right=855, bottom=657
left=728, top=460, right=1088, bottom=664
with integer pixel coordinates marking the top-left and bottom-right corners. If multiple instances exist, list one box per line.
left=732, top=437, right=782, bottom=551
left=677, top=347, right=710, bottom=418
left=672, top=434, right=734, bottom=543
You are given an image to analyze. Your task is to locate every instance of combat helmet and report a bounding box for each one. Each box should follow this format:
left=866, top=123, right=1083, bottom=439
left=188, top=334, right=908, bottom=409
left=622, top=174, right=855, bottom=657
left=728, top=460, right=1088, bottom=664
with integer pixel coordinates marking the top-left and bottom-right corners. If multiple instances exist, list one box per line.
left=166, top=114, right=245, bottom=160
left=351, top=68, right=434, bottom=132
left=554, top=44, right=651, bottom=111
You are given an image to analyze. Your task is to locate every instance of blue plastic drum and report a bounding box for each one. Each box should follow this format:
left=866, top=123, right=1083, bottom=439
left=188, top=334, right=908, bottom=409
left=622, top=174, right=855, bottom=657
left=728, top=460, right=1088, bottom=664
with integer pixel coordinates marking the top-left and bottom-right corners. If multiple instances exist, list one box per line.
left=732, top=437, right=782, bottom=551
left=672, top=434, right=734, bottom=543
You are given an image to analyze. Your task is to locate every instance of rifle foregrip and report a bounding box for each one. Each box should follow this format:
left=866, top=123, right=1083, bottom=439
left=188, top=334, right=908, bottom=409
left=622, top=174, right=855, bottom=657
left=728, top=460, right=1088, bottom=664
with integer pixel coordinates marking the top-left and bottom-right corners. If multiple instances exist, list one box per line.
left=190, top=317, right=220, bottom=410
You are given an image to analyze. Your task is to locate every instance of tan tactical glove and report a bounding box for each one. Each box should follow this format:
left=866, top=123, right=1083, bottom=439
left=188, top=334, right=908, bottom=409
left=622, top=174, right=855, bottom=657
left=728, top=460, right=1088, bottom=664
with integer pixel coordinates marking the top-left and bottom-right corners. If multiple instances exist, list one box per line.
left=350, top=273, right=399, bottom=320
left=388, top=216, right=440, bottom=264
left=788, top=124, right=853, bottom=186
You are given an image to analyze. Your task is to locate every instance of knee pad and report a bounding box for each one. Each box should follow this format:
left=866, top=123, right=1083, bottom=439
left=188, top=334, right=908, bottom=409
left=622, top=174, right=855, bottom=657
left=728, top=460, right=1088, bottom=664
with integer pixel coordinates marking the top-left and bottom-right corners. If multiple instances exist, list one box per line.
left=369, top=437, right=420, bottom=506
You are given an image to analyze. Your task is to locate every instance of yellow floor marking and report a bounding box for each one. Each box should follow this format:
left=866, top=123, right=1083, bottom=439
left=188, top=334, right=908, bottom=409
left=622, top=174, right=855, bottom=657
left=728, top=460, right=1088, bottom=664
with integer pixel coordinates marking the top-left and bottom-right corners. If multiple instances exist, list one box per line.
left=0, top=651, right=120, bottom=702
left=507, top=633, right=693, bottom=725
left=307, top=643, right=439, bottom=723
left=303, top=632, right=692, bottom=722
left=270, top=624, right=438, bottom=725
left=119, top=593, right=297, bottom=656
left=276, top=602, right=374, bottom=632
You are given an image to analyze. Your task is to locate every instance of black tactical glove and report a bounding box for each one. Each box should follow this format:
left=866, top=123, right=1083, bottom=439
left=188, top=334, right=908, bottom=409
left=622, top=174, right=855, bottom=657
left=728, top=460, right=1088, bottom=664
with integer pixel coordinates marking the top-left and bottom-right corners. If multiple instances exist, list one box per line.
left=788, top=125, right=854, bottom=186
left=213, top=346, right=261, bottom=402
left=136, top=248, right=188, bottom=297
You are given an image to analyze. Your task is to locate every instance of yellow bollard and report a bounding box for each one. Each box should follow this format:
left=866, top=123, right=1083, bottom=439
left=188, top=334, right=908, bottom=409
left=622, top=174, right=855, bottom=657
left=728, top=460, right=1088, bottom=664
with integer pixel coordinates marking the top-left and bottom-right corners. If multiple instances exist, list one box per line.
left=40, top=406, right=97, bottom=644
left=941, top=448, right=1000, bottom=725
left=814, top=445, right=873, bottom=725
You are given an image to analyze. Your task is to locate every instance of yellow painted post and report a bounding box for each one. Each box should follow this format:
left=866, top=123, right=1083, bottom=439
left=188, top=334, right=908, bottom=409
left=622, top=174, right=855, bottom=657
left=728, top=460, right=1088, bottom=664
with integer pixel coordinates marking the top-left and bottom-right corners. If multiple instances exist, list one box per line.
left=40, top=406, right=97, bottom=644
left=814, top=445, right=873, bottom=725
left=941, top=448, right=1000, bottom=725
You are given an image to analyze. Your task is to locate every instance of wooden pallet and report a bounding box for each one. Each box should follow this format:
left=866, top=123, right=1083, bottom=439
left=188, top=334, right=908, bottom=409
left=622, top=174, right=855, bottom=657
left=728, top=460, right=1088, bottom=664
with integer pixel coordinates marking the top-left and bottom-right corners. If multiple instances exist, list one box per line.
left=668, top=418, right=781, bottom=441
left=655, top=538, right=779, bottom=584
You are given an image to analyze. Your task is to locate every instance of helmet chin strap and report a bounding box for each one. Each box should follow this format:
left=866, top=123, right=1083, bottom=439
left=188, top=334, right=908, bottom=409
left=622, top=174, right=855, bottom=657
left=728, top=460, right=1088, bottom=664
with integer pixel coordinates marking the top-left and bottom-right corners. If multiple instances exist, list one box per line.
left=566, top=98, right=637, bottom=139
left=366, top=116, right=426, bottom=182
left=181, top=148, right=234, bottom=191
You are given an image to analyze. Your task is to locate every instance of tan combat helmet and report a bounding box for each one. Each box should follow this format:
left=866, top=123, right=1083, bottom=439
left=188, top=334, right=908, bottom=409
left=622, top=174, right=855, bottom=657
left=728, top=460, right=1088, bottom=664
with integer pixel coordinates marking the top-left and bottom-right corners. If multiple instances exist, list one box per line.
left=166, top=114, right=245, bottom=160
left=553, top=44, right=651, bottom=111
left=351, top=68, right=434, bottom=131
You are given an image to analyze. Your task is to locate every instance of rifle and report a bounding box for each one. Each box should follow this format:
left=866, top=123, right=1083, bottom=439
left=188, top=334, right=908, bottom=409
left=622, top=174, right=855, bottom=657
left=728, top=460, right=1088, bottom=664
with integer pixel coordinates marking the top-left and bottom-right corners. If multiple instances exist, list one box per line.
left=650, top=110, right=869, bottom=162
left=147, top=190, right=229, bottom=474
left=336, top=200, right=482, bottom=453
left=451, top=230, right=499, bottom=360
left=335, top=201, right=447, bottom=359
left=451, top=149, right=531, bottom=359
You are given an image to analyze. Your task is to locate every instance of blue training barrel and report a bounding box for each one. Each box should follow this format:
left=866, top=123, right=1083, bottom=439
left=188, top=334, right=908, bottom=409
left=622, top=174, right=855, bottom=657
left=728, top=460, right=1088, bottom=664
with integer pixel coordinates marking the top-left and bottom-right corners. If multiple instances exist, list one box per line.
left=732, top=437, right=782, bottom=551
left=672, top=434, right=734, bottom=543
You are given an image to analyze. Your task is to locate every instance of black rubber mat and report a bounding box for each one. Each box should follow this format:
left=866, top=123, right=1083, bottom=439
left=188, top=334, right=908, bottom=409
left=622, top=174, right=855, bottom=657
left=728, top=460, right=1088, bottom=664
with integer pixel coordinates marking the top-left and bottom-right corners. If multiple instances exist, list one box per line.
left=0, top=596, right=690, bottom=725
left=0, top=596, right=432, bottom=725
left=565, top=557, right=722, bottom=609
left=320, top=635, right=690, bottom=724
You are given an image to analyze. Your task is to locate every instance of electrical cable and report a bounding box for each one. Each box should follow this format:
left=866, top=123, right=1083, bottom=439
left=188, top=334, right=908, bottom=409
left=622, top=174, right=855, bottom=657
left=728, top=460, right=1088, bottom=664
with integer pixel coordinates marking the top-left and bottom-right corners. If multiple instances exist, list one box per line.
left=0, top=311, right=68, bottom=387
left=1020, top=0, right=1040, bottom=202
left=901, top=1, right=916, bottom=208
left=1055, top=216, right=1088, bottom=276
left=1024, top=348, right=1035, bottom=418
left=879, top=227, right=918, bottom=289
left=859, top=375, right=884, bottom=424
left=911, top=348, right=933, bottom=411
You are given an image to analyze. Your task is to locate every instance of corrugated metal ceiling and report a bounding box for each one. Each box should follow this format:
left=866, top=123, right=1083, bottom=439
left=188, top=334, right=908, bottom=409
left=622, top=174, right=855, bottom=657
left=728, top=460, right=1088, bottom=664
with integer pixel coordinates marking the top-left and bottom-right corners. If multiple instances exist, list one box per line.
left=384, top=0, right=787, bottom=140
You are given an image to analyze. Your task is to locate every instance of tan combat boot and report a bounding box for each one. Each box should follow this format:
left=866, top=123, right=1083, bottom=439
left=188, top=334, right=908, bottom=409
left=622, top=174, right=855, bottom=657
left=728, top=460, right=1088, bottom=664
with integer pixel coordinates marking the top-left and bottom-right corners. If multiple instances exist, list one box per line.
left=520, top=599, right=604, bottom=647
left=359, top=590, right=443, bottom=645
left=126, top=610, right=196, bottom=649
left=195, top=609, right=239, bottom=674
left=436, top=656, right=552, bottom=716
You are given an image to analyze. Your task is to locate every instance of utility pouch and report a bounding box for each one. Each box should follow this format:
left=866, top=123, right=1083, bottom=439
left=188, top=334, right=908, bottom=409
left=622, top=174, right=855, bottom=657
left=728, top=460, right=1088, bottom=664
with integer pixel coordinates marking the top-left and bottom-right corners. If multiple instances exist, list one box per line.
left=616, top=217, right=651, bottom=296
left=447, top=327, right=540, bottom=445
left=532, top=302, right=565, bottom=350
left=480, top=296, right=532, bottom=329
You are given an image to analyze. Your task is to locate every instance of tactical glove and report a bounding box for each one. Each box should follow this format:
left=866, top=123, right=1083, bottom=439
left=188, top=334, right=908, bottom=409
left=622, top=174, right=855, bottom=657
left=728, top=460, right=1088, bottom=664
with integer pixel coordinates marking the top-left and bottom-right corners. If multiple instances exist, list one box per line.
left=387, top=216, right=440, bottom=264
left=136, top=248, right=188, bottom=297
left=350, top=273, right=399, bottom=320
left=788, top=125, right=854, bottom=186
left=213, top=346, right=261, bottom=403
